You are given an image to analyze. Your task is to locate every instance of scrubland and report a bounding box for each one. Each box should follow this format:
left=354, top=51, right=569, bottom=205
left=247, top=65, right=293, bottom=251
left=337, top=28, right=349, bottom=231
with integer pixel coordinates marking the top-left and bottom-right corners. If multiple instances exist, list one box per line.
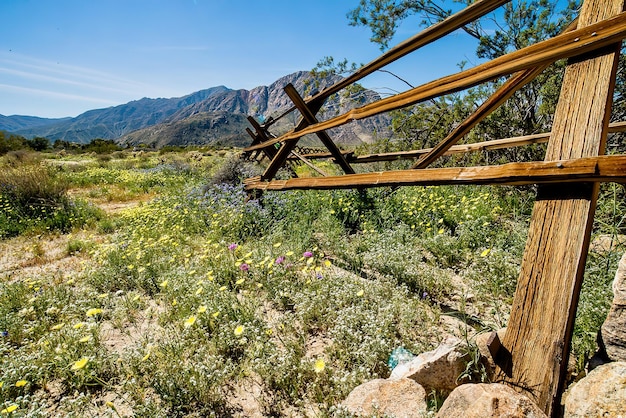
left=0, top=149, right=623, bottom=417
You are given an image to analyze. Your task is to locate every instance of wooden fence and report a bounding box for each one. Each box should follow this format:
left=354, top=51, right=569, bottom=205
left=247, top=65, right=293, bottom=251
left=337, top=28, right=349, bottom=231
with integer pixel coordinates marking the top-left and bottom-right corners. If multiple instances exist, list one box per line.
left=241, top=0, right=626, bottom=416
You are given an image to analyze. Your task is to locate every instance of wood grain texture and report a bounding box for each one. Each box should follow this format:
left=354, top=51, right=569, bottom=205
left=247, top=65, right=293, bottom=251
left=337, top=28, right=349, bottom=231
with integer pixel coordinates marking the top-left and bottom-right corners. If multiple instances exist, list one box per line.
left=243, top=155, right=626, bottom=190
left=494, top=0, right=624, bottom=415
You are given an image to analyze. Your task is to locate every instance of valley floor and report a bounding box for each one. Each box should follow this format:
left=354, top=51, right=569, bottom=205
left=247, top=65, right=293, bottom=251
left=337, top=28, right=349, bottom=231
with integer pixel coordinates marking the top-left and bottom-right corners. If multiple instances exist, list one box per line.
left=0, top=150, right=621, bottom=417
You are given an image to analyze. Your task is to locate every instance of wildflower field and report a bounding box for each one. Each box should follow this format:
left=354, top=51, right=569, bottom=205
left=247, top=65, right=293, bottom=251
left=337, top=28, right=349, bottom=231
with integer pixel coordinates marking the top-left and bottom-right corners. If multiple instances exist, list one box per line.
left=0, top=149, right=624, bottom=417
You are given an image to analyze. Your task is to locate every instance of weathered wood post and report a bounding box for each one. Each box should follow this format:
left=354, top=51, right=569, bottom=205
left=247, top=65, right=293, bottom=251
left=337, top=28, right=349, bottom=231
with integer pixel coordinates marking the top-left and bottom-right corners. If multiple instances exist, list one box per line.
left=494, top=0, right=625, bottom=415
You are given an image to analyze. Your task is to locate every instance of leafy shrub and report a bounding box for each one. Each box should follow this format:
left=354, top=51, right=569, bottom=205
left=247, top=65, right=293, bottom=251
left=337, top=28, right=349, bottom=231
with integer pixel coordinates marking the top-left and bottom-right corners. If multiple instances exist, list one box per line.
left=0, top=164, right=102, bottom=238
left=209, top=155, right=262, bottom=186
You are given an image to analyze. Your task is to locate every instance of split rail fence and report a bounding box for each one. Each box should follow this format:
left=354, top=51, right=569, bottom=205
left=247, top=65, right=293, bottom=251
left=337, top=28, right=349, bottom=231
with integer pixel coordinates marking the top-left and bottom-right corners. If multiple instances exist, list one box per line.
left=241, top=0, right=626, bottom=416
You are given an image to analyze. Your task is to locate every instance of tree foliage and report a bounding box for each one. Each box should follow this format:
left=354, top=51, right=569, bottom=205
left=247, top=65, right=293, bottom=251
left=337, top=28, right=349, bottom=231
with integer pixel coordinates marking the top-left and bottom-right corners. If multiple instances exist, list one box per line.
left=0, top=131, right=29, bottom=155
left=342, top=0, right=588, bottom=163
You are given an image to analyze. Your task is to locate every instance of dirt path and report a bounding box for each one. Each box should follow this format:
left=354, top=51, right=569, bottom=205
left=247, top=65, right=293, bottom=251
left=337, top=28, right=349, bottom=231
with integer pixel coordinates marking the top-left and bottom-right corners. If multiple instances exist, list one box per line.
left=0, top=231, right=99, bottom=283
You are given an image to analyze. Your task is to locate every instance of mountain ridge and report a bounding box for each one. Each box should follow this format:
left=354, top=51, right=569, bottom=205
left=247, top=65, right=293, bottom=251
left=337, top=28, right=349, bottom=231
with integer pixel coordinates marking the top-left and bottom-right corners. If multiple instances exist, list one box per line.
left=1, top=71, right=390, bottom=147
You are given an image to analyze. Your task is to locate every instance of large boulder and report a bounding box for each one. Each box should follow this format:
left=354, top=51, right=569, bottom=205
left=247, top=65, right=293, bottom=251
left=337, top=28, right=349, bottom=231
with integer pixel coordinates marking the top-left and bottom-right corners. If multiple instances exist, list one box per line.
left=390, top=337, right=468, bottom=393
left=341, top=378, right=427, bottom=417
left=599, top=251, right=626, bottom=361
left=563, top=361, right=626, bottom=417
left=436, top=383, right=547, bottom=418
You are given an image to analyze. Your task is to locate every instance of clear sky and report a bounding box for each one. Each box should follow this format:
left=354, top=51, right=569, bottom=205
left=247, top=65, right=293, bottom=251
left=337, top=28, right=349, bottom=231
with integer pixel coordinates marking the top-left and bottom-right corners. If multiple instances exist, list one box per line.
left=0, top=0, right=479, bottom=118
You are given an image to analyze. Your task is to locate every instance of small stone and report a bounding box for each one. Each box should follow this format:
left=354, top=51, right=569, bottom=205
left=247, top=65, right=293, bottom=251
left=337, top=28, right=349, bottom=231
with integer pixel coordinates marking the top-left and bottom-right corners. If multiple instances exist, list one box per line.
left=390, top=337, right=468, bottom=393
left=341, top=378, right=427, bottom=418
left=563, top=361, right=626, bottom=417
left=475, top=328, right=507, bottom=379
left=436, top=383, right=547, bottom=418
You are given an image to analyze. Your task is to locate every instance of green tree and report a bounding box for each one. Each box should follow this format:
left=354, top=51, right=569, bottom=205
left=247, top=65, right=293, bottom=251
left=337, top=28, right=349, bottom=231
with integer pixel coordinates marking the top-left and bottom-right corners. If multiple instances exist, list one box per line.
left=26, top=136, right=50, bottom=152
left=82, top=138, right=121, bottom=154
left=0, top=131, right=29, bottom=155
left=344, top=0, right=580, bottom=163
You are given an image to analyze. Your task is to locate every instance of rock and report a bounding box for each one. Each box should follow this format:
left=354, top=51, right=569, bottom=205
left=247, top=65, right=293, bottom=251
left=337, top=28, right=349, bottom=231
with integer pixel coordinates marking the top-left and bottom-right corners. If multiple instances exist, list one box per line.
left=436, top=383, right=547, bottom=418
left=341, top=378, right=427, bottom=417
left=612, top=251, right=626, bottom=304
left=475, top=328, right=507, bottom=378
left=599, top=251, right=626, bottom=361
left=590, top=234, right=626, bottom=254
left=563, top=361, right=626, bottom=417
left=390, top=337, right=468, bottom=393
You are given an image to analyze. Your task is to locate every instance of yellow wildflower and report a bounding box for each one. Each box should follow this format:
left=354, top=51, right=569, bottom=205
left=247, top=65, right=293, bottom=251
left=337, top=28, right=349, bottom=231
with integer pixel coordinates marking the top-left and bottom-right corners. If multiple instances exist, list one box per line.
left=15, top=380, right=27, bottom=387
left=86, top=308, right=102, bottom=317
left=314, top=359, right=326, bottom=373
left=1, top=405, right=18, bottom=414
left=71, top=357, right=89, bottom=371
left=197, top=305, right=207, bottom=314
left=184, top=316, right=196, bottom=328
left=234, top=325, right=244, bottom=336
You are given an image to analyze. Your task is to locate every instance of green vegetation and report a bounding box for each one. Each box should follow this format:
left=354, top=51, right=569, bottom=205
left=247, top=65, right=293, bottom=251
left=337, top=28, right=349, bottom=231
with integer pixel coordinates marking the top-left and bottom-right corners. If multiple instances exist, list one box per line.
left=0, top=148, right=622, bottom=416
left=0, top=158, right=102, bottom=239
left=2, top=1, right=624, bottom=415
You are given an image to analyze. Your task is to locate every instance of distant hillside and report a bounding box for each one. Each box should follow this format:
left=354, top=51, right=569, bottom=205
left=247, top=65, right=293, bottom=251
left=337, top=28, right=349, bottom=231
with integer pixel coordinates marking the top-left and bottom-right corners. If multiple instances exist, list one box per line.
left=2, top=71, right=391, bottom=147
left=120, top=71, right=391, bottom=148
left=0, top=114, right=71, bottom=133
left=3, top=86, right=230, bottom=144
left=119, top=111, right=251, bottom=148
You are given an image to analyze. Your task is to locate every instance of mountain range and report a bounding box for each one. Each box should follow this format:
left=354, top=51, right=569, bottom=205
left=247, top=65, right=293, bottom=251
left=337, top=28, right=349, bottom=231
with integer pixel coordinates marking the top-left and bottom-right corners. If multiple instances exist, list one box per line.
left=0, top=71, right=391, bottom=148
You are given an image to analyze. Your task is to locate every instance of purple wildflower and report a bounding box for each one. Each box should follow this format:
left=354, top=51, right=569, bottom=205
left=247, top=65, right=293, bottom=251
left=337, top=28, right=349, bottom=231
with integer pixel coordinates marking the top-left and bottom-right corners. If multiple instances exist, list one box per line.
left=239, top=263, right=249, bottom=272
left=1, top=330, right=7, bottom=337
left=275, top=256, right=285, bottom=264
left=228, top=243, right=238, bottom=251
left=303, top=251, right=313, bottom=258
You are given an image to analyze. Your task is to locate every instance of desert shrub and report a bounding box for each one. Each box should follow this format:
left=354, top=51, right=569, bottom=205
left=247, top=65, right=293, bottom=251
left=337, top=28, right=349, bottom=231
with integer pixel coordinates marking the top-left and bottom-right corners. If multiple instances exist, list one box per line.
left=210, top=155, right=262, bottom=186
left=0, top=164, right=102, bottom=238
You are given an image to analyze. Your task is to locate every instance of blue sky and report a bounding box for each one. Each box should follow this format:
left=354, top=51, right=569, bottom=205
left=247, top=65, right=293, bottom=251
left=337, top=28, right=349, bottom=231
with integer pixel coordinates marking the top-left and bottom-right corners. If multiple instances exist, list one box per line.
left=0, top=0, right=479, bottom=118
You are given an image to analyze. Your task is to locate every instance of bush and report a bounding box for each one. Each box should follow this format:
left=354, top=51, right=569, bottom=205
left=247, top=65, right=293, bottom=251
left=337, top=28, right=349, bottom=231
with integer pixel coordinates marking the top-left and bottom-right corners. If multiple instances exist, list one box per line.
left=0, top=164, right=102, bottom=238
left=210, top=156, right=262, bottom=186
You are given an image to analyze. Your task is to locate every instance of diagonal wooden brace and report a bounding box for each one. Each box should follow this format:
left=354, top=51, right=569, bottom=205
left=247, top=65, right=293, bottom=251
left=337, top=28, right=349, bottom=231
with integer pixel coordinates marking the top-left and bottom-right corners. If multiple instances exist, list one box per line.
left=261, top=91, right=326, bottom=181
left=412, top=20, right=577, bottom=170
left=412, top=65, right=548, bottom=169
left=244, top=127, right=264, bottom=161
left=247, top=116, right=278, bottom=160
left=284, top=84, right=355, bottom=175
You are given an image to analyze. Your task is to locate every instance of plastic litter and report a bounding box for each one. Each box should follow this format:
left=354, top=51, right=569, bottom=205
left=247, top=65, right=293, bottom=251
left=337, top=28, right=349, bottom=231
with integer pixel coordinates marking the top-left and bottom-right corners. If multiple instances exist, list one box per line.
left=387, top=346, right=415, bottom=370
